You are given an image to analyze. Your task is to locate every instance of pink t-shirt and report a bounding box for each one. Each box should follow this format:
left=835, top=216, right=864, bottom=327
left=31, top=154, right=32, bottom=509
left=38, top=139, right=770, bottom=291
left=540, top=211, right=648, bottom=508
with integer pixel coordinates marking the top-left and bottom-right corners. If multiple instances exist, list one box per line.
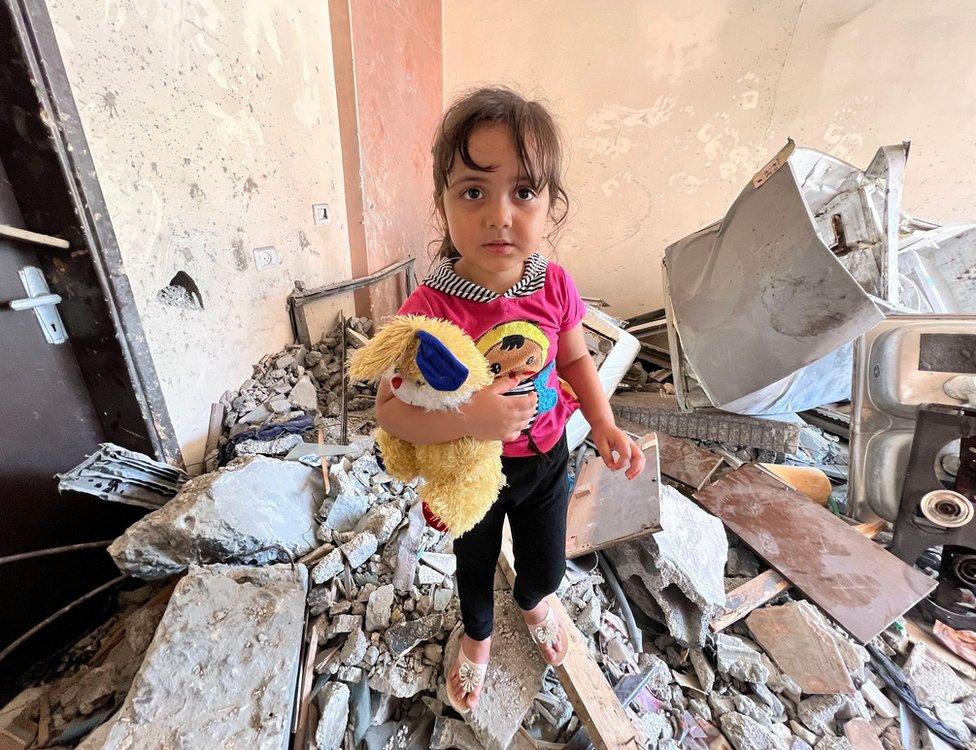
left=397, top=253, right=587, bottom=457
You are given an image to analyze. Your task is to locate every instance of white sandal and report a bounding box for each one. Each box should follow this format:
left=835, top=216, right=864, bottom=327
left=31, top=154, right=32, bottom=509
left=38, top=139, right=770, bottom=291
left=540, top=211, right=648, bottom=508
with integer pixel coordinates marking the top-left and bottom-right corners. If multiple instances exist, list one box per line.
left=527, top=602, right=567, bottom=667
left=445, top=644, right=488, bottom=713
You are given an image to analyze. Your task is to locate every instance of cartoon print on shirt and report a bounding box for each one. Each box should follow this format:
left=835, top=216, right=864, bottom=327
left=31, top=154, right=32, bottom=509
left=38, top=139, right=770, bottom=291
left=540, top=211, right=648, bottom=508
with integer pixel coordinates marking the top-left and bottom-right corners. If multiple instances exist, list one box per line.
left=475, top=321, right=559, bottom=426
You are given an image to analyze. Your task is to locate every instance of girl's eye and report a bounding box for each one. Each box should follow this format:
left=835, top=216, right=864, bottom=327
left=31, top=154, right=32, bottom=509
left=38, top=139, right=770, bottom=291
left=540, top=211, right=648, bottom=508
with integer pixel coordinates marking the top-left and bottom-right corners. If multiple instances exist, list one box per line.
left=515, top=187, right=536, bottom=200
left=461, top=187, right=483, bottom=200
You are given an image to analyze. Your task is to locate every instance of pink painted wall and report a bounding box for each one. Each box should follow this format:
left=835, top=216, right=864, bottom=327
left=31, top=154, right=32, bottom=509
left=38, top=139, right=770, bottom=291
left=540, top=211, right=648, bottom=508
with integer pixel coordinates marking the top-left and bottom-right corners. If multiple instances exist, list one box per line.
left=351, top=0, right=442, bottom=320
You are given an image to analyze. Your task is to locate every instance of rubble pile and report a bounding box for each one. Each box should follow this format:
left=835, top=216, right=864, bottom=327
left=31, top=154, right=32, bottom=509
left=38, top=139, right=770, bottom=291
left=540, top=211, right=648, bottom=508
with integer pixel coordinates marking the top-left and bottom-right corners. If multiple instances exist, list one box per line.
left=216, top=317, right=377, bottom=459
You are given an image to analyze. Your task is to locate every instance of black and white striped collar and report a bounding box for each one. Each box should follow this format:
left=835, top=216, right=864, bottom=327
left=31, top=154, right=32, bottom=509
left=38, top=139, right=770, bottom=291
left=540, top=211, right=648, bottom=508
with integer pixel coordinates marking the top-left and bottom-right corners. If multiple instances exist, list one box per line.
left=422, top=253, right=549, bottom=302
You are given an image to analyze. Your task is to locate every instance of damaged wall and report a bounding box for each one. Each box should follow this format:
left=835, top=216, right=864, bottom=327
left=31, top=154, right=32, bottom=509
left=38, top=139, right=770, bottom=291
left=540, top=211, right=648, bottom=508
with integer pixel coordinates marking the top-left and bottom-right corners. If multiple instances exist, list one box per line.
left=45, top=0, right=355, bottom=468
left=443, top=0, right=976, bottom=316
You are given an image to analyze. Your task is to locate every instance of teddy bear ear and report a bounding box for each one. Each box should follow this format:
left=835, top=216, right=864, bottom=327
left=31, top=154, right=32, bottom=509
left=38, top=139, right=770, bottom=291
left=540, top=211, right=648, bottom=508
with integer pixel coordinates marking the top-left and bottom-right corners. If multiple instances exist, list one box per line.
left=416, top=330, right=469, bottom=391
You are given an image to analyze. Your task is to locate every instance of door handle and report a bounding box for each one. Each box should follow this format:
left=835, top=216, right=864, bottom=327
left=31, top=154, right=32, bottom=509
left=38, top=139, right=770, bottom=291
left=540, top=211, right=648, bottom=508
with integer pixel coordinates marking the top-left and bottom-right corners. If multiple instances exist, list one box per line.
left=10, top=292, right=62, bottom=310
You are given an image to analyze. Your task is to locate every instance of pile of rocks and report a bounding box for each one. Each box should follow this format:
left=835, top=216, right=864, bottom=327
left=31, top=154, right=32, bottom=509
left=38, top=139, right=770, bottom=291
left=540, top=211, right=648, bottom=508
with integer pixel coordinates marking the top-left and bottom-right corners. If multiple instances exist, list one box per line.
left=216, top=317, right=377, bottom=458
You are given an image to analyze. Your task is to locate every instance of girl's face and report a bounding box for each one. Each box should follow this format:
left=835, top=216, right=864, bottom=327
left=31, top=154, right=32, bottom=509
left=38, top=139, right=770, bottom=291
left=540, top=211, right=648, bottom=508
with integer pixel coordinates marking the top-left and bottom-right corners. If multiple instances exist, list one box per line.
left=441, top=123, right=550, bottom=286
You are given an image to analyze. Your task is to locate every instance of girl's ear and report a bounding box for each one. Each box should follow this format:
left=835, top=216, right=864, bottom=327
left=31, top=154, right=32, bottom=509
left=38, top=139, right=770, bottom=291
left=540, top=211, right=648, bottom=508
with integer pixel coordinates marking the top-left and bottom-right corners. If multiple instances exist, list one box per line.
left=348, top=317, right=419, bottom=381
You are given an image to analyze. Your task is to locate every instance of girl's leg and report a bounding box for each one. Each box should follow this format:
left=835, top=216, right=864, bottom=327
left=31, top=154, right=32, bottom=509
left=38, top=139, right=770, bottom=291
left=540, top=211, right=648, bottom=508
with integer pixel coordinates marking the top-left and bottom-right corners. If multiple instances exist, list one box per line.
left=508, top=435, right=571, bottom=612
left=507, top=435, right=571, bottom=663
left=453, top=500, right=507, bottom=640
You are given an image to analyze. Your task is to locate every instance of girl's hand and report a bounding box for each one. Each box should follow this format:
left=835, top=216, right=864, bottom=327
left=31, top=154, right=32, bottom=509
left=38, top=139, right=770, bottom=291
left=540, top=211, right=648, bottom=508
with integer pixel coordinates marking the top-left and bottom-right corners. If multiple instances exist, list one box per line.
left=461, top=375, right=538, bottom=442
left=590, top=421, right=646, bottom=480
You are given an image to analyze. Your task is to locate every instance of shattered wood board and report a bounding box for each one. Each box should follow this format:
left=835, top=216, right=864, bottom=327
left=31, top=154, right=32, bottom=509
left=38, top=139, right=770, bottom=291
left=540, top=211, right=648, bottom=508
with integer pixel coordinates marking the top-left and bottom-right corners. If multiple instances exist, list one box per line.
left=499, top=524, right=643, bottom=750
left=711, top=520, right=886, bottom=632
left=694, top=463, right=935, bottom=643
left=746, top=603, right=855, bottom=694
left=566, top=434, right=661, bottom=559
left=617, top=417, right=722, bottom=490
left=611, top=392, right=800, bottom=453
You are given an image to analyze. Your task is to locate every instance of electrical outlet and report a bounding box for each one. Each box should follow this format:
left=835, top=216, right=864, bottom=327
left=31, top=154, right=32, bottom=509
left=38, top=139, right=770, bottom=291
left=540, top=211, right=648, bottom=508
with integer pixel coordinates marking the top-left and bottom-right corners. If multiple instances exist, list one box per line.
left=253, top=245, right=281, bottom=271
left=312, top=203, right=330, bottom=226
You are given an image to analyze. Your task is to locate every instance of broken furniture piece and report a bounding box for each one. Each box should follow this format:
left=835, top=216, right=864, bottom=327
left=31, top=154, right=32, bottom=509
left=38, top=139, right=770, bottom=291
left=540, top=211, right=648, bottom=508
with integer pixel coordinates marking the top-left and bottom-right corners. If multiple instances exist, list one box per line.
left=695, top=463, right=935, bottom=643
left=663, top=140, right=889, bottom=416
left=888, top=403, right=976, bottom=630
left=57, top=442, right=187, bottom=509
left=850, top=314, right=976, bottom=521
left=565, top=433, right=662, bottom=559
left=287, top=258, right=415, bottom=348
left=565, top=307, right=640, bottom=451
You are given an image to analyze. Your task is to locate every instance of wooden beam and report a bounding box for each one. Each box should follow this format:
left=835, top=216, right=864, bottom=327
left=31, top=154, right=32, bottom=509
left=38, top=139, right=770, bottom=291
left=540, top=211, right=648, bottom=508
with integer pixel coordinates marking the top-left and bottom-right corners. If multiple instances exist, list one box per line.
left=203, top=403, right=225, bottom=474
left=0, top=224, right=69, bottom=249
left=711, top=519, right=887, bottom=632
left=499, top=523, right=642, bottom=750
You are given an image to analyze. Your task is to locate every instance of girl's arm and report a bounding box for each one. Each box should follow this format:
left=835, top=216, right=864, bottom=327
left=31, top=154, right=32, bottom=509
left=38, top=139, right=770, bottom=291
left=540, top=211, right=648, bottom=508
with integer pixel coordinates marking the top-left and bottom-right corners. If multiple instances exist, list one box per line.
left=375, top=376, right=537, bottom=445
left=556, top=323, right=646, bottom=479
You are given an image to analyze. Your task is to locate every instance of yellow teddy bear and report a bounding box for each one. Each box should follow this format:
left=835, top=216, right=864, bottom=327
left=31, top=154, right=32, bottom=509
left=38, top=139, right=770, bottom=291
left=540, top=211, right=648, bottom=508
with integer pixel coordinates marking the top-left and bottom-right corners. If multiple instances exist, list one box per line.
left=348, top=315, right=504, bottom=536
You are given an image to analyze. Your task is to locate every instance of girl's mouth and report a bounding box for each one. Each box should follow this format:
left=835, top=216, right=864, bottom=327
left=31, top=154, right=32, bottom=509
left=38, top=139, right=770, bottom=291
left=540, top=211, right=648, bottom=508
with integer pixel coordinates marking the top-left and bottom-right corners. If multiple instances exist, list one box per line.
left=483, top=242, right=514, bottom=254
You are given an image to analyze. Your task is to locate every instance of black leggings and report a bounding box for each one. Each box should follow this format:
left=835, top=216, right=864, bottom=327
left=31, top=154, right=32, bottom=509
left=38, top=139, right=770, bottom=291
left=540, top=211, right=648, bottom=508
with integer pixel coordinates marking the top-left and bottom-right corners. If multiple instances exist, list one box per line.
left=453, top=433, right=570, bottom=641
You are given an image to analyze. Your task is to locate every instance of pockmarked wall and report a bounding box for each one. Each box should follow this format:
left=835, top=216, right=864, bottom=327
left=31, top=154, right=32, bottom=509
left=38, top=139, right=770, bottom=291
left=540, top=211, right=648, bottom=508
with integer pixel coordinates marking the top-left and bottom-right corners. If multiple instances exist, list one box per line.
left=443, top=0, right=976, bottom=317
left=47, top=0, right=354, bottom=468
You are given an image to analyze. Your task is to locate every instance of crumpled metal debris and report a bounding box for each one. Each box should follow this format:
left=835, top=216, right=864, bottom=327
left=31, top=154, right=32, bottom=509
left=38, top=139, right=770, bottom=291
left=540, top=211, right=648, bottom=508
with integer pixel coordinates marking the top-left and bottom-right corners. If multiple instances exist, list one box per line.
left=57, top=442, right=187, bottom=509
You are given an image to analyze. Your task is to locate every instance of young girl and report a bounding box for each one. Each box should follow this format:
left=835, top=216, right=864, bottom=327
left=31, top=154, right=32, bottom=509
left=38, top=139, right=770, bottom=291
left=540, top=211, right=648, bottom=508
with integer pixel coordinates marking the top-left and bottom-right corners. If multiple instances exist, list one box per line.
left=375, top=87, right=645, bottom=711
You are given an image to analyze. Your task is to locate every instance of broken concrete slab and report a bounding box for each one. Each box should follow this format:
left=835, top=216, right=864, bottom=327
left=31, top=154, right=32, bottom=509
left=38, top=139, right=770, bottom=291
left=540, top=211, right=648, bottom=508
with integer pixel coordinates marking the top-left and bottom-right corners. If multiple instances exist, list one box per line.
left=393, top=501, right=427, bottom=593
left=311, top=549, right=344, bottom=585
left=440, top=593, right=548, bottom=750
left=747, top=602, right=855, bottom=695
left=315, top=681, right=350, bottom=750
left=322, top=614, right=362, bottom=642
left=321, top=491, right=370, bottom=534
left=366, top=584, right=395, bottom=632
left=108, top=457, right=322, bottom=579
left=384, top=614, right=444, bottom=659
left=430, top=715, right=485, bottom=750
left=603, top=484, right=727, bottom=646
left=340, top=629, right=369, bottom=666
left=79, top=564, right=306, bottom=749
left=842, top=718, right=884, bottom=750
left=797, top=694, right=846, bottom=736
left=903, top=643, right=973, bottom=708
left=420, top=552, right=457, bottom=577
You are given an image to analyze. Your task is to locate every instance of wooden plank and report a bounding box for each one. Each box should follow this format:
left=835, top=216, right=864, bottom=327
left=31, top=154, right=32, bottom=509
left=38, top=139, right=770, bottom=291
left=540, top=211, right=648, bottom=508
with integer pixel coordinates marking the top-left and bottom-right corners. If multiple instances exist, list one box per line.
left=203, top=403, right=225, bottom=473
left=657, top=432, right=723, bottom=490
left=565, top=434, right=661, bottom=559
left=499, top=524, right=642, bottom=750
left=711, top=520, right=886, bottom=632
left=294, top=616, right=321, bottom=748
left=317, top=428, right=331, bottom=496
left=0, top=224, right=69, bottom=249
left=696, top=464, right=932, bottom=643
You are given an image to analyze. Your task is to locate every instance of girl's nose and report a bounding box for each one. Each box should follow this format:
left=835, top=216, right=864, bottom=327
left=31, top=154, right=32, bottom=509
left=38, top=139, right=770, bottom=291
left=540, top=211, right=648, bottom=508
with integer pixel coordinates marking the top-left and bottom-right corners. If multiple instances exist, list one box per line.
left=486, top=196, right=512, bottom=229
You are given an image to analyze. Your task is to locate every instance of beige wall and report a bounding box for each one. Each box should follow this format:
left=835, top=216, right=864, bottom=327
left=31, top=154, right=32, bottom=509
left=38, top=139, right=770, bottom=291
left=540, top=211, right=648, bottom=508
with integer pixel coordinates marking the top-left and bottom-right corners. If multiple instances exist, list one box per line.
left=443, top=0, right=976, bottom=317
left=47, top=0, right=354, bottom=468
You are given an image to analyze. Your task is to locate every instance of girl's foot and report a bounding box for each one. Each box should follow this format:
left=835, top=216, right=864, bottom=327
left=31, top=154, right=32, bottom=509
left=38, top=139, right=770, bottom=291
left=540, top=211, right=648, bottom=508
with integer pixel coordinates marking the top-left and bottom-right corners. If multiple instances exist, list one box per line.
left=522, top=598, right=569, bottom=667
left=446, top=634, right=491, bottom=712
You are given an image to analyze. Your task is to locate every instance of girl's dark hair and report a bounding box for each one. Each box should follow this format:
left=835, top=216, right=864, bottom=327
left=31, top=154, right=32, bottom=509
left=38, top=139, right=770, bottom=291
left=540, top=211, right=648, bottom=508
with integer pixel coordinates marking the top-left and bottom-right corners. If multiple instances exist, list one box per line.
left=431, top=86, right=569, bottom=260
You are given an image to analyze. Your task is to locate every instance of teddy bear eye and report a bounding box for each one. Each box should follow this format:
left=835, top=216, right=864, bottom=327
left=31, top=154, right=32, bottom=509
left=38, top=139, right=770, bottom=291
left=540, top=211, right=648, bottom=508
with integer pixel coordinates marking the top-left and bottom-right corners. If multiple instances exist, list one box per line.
left=490, top=363, right=501, bottom=375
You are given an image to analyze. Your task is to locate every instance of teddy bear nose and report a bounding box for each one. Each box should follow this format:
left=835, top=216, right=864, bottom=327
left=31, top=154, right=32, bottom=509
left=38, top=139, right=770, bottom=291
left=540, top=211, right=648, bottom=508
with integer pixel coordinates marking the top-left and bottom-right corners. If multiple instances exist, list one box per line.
left=391, top=376, right=403, bottom=389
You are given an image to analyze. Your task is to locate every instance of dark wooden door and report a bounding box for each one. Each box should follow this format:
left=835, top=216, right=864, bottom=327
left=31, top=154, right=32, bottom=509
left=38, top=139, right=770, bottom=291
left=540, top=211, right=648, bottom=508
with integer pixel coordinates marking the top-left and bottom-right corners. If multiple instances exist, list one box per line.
left=0, top=156, right=142, bottom=694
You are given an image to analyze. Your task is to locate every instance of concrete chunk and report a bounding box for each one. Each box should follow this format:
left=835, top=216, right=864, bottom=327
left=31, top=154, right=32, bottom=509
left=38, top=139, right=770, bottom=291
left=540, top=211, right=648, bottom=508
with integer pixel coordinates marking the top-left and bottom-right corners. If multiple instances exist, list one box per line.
left=79, top=564, right=306, bottom=749
left=289, top=375, right=318, bottom=412
left=719, top=711, right=788, bottom=750
left=366, top=584, right=395, bottom=632
left=903, top=643, right=973, bottom=708
left=321, top=491, right=370, bottom=533
left=315, top=681, right=350, bottom=750
left=311, top=549, right=344, bottom=584
left=603, top=484, right=727, bottom=646
left=108, top=457, right=321, bottom=579
left=716, top=633, right=771, bottom=684
left=384, top=614, right=444, bottom=658
left=340, top=532, right=377, bottom=569
left=353, top=504, right=403, bottom=544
